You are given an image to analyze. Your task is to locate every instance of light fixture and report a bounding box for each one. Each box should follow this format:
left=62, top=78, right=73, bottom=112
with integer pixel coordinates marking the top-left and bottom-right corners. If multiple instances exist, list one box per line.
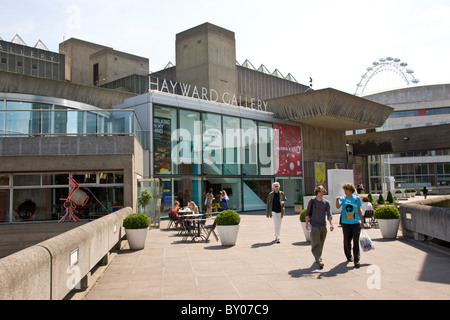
left=403, top=136, right=409, bottom=141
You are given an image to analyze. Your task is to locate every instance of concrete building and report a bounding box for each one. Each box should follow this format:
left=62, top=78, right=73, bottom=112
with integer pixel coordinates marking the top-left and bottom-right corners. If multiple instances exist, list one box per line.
left=59, top=38, right=149, bottom=88
left=0, top=22, right=392, bottom=235
left=362, top=84, right=450, bottom=193
left=0, top=35, right=65, bottom=81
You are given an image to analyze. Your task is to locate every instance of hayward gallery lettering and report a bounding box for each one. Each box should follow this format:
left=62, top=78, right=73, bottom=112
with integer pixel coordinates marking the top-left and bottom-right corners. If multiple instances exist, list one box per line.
left=150, top=77, right=269, bottom=111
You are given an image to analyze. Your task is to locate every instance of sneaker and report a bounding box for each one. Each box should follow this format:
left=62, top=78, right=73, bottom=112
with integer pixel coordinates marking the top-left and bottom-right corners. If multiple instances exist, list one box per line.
left=347, top=257, right=353, bottom=263
left=318, top=262, right=324, bottom=270
left=354, top=262, right=360, bottom=268
left=276, top=239, right=280, bottom=243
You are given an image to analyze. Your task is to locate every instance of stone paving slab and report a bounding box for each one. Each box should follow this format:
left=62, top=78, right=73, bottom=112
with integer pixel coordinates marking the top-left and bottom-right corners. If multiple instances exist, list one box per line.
left=81, top=207, right=450, bottom=301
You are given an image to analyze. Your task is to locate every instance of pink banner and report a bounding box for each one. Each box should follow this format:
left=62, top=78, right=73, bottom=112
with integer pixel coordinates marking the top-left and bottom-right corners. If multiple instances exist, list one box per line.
left=274, top=123, right=302, bottom=177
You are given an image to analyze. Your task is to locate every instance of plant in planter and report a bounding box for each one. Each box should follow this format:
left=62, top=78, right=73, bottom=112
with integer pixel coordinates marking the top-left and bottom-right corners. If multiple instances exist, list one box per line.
left=386, top=191, right=395, bottom=204
left=215, top=210, right=241, bottom=246
left=294, top=194, right=303, bottom=213
left=138, top=189, right=153, bottom=215
left=377, top=193, right=385, bottom=205
left=374, top=205, right=400, bottom=239
left=123, top=213, right=150, bottom=250
left=368, top=193, right=374, bottom=204
left=299, top=208, right=311, bottom=242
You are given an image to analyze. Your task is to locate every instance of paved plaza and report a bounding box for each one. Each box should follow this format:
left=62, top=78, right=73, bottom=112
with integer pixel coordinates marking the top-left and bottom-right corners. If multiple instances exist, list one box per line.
left=76, top=204, right=450, bottom=301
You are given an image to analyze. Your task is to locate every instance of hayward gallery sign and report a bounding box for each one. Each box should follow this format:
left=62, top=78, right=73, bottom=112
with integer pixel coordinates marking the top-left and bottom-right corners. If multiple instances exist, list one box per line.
left=149, top=76, right=269, bottom=112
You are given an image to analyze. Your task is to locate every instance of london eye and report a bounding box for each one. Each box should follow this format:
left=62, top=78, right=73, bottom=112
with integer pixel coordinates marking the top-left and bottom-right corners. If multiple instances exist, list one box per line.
left=355, top=57, right=420, bottom=96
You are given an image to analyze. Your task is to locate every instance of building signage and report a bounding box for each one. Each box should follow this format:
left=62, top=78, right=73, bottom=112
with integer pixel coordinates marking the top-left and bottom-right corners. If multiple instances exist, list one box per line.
left=149, top=76, right=269, bottom=112
left=0, top=40, right=59, bottom=62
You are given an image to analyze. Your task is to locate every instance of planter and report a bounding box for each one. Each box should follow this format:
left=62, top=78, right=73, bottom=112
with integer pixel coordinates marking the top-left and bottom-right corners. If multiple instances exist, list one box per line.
left=217, top=225, right=240, bottom=246
left=294, top=204, right=303, bottom=213
left=125, top=228, right=149, bottom=250
left=378, top=219, right=400, bottom=239
left=300, top=222, right=311, bottom=242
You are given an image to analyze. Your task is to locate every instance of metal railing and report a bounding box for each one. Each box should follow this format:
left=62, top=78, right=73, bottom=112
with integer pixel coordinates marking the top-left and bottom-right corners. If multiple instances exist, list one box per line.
left=0, top=109, right=148, bottom=148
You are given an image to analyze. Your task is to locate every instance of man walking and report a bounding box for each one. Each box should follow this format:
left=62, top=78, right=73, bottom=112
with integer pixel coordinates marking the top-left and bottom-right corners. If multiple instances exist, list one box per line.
left=305, top=185, right=333, bottom=269
left=266, top=182, right=287, bottom=243
left=336, top=183, right=364, bottom=268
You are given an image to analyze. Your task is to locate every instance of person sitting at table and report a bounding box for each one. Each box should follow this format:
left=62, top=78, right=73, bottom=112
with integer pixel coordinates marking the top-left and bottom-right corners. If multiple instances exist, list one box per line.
left=169, top=201, right=180, bottom=227
left=188, top=201, right=199, bottom=214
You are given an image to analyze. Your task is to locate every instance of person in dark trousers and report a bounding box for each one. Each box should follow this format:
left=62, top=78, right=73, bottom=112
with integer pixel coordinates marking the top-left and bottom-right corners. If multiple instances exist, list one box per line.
left=422, top=186, right=428, bottom=199
left=336, top=183, right=364, bottom=268
left=266, top=182, right=287, bottom=243
left=305, top=185, right=334, bottom=269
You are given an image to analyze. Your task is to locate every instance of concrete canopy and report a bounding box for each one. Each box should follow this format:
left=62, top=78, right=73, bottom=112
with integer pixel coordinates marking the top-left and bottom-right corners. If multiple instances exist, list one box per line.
left=266, top=88, right=393, bottom=131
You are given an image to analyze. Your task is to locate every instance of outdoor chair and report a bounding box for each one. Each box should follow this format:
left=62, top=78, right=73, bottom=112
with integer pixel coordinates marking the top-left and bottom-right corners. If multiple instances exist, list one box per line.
left=203, top=220, right=218, bottom=242
left=167, top=212, right=179, bottom=229
left=181, top=218, right=197, bottom=242
left=364, top=210, right=378, bottom=228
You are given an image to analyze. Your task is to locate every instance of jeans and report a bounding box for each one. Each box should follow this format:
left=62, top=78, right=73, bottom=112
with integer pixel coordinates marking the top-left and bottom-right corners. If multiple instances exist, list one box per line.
left=272, top=211, right=282, bottom=240
left=342, top=223, right=361, bottom=263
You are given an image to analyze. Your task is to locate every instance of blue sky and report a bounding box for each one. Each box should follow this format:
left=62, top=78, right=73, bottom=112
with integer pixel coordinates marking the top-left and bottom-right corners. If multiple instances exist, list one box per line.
left=2, top=0, right=450, bottom=95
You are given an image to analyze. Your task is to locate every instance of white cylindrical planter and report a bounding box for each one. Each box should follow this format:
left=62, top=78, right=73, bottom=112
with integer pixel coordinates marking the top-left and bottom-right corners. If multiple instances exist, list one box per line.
left=301, top=222, right=311, bottom=242
left=378, top=219, right=400, bottom=239
left=217, top=225, right=239, bottom=246
left=126, top=228, right=149, bottom=250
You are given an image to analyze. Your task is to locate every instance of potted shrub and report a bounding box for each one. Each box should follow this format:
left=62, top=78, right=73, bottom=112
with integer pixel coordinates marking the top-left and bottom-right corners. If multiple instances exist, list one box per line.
left=215, top=210, right=240, bottom=246
left=294, top=194, right=303, bottom=213
left=374, top=205, right=400, bottom=239
left=386, top=191, right=395, bottom=204
left=368, top=193, right=374, bottom=204
left=377, top=193, right=385, bottom=205
left=299, top=208, right=311, bottom=242
left=395, top=189, right=402, bottom=199
left=138, top=189, right=153, bottom=215
left=123, top=213, right=150, bottom=250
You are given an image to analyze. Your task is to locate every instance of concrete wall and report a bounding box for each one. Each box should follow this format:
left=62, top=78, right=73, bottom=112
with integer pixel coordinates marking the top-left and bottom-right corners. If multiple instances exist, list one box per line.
left=0, top=207, right=132, bottom=300
left=0, top=70, right=136, bottom=109
left=176, top=23, right=237, bottom=101
left=0, top=222, right=89, bottom=259
left=302, top=124, right=350, bottom=195
left=399, top=196, right=450, bottom=242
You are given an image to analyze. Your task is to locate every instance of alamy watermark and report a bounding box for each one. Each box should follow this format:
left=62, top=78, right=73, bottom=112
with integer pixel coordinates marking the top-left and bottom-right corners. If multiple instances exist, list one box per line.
left=366, top=265, right=381, bottom=290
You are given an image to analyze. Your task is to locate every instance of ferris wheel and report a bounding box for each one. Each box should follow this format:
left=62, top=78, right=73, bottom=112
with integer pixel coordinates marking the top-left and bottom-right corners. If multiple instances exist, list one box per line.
left=355, top=57, right=420, bottom=96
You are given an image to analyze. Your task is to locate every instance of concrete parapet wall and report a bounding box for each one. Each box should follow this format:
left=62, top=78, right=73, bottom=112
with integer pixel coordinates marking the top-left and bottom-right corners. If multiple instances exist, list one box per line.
left=399, top=196, right=450, bottom=242
left=0, top=207, right=132, bottom=300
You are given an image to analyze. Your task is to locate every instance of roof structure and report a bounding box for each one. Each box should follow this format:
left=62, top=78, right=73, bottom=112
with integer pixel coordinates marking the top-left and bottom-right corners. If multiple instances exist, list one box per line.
left=266, top=88, right=393, bottom=131
left=11, top=34, right=27, bottom=46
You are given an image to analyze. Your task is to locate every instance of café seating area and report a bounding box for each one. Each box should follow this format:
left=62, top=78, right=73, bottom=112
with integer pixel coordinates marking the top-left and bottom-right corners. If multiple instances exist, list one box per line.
left=167, top=208, right=218, bottom=243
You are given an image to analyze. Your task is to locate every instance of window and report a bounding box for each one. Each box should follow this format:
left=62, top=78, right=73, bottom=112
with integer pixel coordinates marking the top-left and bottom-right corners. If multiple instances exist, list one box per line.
left=223, top=116, right=241, bottom=175
left=202, top=113, right=223, bottom=175
left=153, top=105, right=177, bottom=175
left=179, top=109, right=201, bottom=175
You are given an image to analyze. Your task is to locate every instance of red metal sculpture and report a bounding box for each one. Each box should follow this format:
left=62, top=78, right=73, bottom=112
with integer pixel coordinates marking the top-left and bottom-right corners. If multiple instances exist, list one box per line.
left=59, top=178, right=89, bottom=222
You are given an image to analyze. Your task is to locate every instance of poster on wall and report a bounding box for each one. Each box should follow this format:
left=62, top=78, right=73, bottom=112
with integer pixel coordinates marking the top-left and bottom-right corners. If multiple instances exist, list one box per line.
left=153, top=117, right=172, bottom=174
left=274, top=123, right=302, bottom=177
left=315, top=162, right=326, bottom=187
left=353, top=164, right=363, bottom=187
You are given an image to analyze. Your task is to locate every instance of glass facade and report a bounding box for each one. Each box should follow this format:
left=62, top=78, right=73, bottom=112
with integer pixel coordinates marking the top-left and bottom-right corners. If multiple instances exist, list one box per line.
left=0, top=94, right=143, bottom=224
left=0, top=172, right=124, bottom=223
left=391, top=162, right=450, bottom=188
left=0, top=100, right=146, bottom=147
left=152, top=103, right=303, bottom=216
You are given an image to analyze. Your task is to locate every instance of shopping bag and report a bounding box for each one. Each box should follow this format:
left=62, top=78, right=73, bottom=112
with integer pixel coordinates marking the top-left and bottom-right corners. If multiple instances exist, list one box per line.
left=360, top=229, right=375, bottom=252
